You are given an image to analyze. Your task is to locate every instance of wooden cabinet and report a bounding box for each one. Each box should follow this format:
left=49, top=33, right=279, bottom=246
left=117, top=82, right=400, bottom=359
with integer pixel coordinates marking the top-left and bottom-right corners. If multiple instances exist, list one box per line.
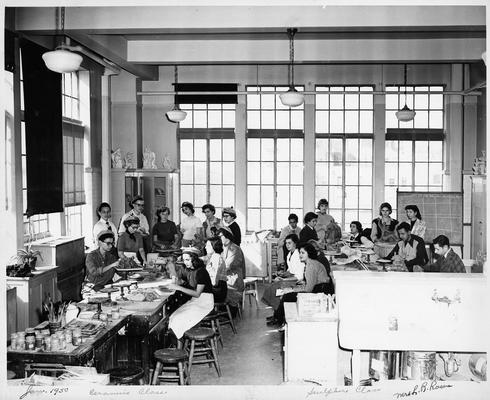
left=470, top=175, right=486, bottom=260
left=30, top=236, right=85, bottom=301
left=7, top=287, right=17, bottom=336
left=7, top=267, right=61, bottom=332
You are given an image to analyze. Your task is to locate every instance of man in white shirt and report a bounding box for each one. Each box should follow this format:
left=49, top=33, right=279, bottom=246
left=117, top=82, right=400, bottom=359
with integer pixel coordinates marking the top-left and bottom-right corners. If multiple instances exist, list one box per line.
left=93, top=202, right=118, bottom=252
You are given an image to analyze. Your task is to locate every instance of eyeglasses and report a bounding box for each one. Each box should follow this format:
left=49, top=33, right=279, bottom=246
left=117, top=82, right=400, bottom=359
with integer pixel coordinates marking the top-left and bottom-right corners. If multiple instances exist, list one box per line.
left=102, top=241, right=114, bottom=246
left=135, top=203, right=144, bottom=207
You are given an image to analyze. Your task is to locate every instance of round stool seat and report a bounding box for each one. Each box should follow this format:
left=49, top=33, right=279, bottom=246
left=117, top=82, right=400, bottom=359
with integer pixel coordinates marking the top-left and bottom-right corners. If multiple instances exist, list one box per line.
left=108, top=366, right=144, bottom=384
left=154, top=348, right=188, bottom=363
left=184, top=327, right=215, bottom=341
left=244, top=277, right=258, bottom=284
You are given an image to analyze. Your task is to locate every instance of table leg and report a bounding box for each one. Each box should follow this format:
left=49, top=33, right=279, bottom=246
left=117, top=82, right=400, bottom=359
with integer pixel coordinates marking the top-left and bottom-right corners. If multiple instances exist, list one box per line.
left=351, top=349, right=361, bottom=387
left=140, top=335, right=150, bottom=384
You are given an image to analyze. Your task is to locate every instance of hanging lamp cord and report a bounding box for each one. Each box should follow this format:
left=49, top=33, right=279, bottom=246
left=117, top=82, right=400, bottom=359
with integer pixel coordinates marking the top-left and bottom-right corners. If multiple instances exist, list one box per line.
left=174, top=65, right=179, bottom=109
left=403, top=64, right=408, bottom=104
left=287, top=28, right=297, bottom=89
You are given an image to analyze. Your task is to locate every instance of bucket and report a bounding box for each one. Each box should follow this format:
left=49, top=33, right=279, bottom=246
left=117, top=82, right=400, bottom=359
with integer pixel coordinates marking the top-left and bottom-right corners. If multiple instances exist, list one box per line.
left=401, top=351, right=437, bottom=380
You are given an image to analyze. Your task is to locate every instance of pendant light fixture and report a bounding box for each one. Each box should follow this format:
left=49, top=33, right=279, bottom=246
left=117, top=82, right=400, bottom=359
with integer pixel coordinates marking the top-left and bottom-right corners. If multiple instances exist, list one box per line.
left=166, top=65, right=187, bottom=123
left=42, top=7, right=82, bottom=74
left=279, top=28, right=304, bottom=107
left=395, top=64, right=416, bottom=122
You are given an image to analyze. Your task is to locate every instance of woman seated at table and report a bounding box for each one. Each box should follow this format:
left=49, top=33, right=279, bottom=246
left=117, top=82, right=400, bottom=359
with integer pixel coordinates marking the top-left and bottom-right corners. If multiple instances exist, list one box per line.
left=267, top=242, right=331, bottom=328
left=202, top=237, right=228, bottom=303
left=117, top=217, right=147, bottom=266
left=405, top=205, right=426, bottom=239
left=371, top=202, right=399, bottom=243
left=152, top=207, right=180, bottom=250
left=307, top=239, right=332, bottom=278
left=83, top=230, right=119, bottom=294
left=166, top=247, right=214, bottom=346
left=262, top=234, right=304, bottom=314
left=349, top=221, right=374, bottom=248
left=218, top=227, right=245, bottom=312
left=299, top=212, right=319, bottom=243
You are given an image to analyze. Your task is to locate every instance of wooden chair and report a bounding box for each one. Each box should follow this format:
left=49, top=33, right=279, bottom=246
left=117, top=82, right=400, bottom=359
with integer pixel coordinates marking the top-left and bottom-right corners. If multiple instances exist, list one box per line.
left=200, top=310, right=224, bottom=351
left=242, top=277, right=259, bottom=309
left=214, top=302, right=237, bottom=334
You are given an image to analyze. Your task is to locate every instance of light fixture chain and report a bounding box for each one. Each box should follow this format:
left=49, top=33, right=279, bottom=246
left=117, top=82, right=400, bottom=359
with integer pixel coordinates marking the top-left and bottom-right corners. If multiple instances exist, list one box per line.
left=60, top=7, right=65, bottom=32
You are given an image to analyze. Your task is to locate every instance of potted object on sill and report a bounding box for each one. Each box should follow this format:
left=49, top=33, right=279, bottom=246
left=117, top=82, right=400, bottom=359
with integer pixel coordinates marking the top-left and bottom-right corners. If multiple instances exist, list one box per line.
left=16, top=246, right=43, bottom=271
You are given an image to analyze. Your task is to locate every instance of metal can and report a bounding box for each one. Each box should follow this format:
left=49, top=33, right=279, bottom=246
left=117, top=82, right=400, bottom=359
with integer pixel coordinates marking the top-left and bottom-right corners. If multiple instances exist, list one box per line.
left=402, top=351, right=437, bottom=380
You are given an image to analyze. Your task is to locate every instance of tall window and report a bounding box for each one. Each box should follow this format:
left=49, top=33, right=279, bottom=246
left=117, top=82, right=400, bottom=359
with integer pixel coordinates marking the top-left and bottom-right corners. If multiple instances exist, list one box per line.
left=384, top=85, right=445, bottom=218
left=62, top=72, right=85, bottom=237
left=315, top=86, right=374, bottom=230
left=246, top=86, right=304, bottom=231
left=179, top=104, right=236, bottom=219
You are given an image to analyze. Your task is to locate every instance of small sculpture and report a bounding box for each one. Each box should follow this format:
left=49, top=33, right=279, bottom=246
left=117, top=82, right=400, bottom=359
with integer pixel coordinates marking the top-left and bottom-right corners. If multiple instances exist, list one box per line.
left=111, top=148, right=123, bottom=168
left=143, top=147, right=157, bottom=169
left=162, top=154, right=173, bottom=170
left=472, top=151, right=486, bottom=175
left=124, top=152, right=134, bottom=169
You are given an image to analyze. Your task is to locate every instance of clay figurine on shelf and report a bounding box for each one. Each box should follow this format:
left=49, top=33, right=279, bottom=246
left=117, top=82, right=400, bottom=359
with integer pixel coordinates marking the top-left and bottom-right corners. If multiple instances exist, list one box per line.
left=143, top=147, right=157, bottom=169
left=124, top=152, right=134, bottom=169
left=111, top=148, right=123, bottom=169
left=162, top=154, right=173, bottom=170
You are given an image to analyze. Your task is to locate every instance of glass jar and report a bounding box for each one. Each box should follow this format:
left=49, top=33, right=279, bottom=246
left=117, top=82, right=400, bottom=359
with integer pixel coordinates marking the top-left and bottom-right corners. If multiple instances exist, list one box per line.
left=72, top=328, right=82, bottom=346
left=25, top=336, right=36, bottom=351
left=111, top=307, right=120, bottom=320
left=50, top=336, right=60, bottom=351
left=35, top=336, right=44, bottom=350
left=10, top=333, right=17, bottom=349
left=44, top=336, right=52, bottom=351
left=25, top=328, right=36, bottom=338
left=64, top=329, right=73, bottom=344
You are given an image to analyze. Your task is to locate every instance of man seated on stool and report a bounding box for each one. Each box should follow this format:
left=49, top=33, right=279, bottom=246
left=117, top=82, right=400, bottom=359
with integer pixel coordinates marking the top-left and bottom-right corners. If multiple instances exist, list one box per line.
left=83, top=230, right=119, bottom=293
left=383, top=222, right=428, bottom=272
left=419, top=235, right=465, bottom=273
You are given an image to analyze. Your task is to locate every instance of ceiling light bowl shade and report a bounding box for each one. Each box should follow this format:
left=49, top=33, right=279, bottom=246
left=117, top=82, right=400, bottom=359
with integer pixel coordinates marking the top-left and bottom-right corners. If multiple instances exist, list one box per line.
left=280, top=88, right=305, bottom=107
left=42, top=49, right=82, bottom=73
left=395, top=104, right=416, bottom=122
left=166, top=108, right=187, bottom=123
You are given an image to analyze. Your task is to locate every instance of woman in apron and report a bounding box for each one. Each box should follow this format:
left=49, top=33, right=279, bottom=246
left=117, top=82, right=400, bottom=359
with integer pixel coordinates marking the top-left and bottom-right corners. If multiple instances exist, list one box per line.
left=167, top=247, right=214, bottom=345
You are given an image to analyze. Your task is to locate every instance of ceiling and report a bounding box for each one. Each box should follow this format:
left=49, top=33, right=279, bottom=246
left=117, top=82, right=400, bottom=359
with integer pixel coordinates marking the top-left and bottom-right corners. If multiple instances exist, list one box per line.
left=10, top=5, right=487, bottom=80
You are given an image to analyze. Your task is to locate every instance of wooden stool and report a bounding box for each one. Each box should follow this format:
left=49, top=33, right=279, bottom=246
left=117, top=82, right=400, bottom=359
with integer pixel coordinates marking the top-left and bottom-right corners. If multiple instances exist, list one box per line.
left=214, top=302, right=237, bottom=334
left=183, top=327, right=221, bottom=377
left=108, top=366, right=145, bottom=385
left=152, top=348, right=189, bottom=385
left=242, top=277, right=259, bottom=309
left=200, top=311, right=224, bottom=351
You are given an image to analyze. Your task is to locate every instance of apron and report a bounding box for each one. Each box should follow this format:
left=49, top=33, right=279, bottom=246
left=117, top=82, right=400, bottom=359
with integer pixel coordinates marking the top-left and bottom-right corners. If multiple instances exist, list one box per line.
left=168, top=292, right=214, bottom=339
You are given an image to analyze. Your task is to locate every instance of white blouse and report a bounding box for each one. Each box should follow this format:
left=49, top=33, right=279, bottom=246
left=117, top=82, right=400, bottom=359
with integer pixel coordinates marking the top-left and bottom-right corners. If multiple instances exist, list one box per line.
left=286, top=249, right=305, bottom=281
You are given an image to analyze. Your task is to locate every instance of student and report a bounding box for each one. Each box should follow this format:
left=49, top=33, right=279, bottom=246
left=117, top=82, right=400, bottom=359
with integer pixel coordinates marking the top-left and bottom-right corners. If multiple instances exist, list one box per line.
left=222, top=207, right=241, bottom=246
left=371, top=202, right=399, bottom=243
left=277, top=214, right=302, bottom=266
left=202, top=203, right=222, bottom=241
left=152, top=207, right=179, bottom=250
left=349, top=221, right=374, bottom=248
left=405, top=205, right=427, bottom=239
left=118, top=196, right=150, bottom=236
left=93, top=202, right=118, bottom=253
left=299, top=212, right=319, bottom=243
left=180, top=202, right=203, bottom=247
left=117, top=217, right=147, bottom=265
left=384, top=222, right=428, bottom=272
left=420, top=235, right=465, bottom=273
left=315, top=199, right=335, bottom=246
left=83, top=230, right=118, bottom=293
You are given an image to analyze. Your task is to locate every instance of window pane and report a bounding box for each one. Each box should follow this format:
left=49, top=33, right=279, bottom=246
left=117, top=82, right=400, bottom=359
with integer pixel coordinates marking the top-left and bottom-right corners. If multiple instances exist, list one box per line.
left=359, top=162, right=372, bottom=185
left=345, top=93, right=358, bottom=109
left=330, top=92, right=344, bottom=109
left=330, top=111, right=344, bottom=133
left=345, top=139, right=359, bottom=161
left=210, top=185, right=222, bottom=206
left=290, top=111, right=303, bottom=130
left=329, top=163, right=343, bottom=185
left=429, top=141, right=443, bottom=162
left=276, top=139, right=290, bottom=161
left=329, top=186, right=343, bottom=209
left=290, top=162, right=303, bottom=185
left=247, top=162, right=261, bottom=184
left=429, top=111, right=443, bottom=129
left=290, top=186, right=303, bottom=208
left=223, top=185, right=235, bottom=206
left=315, top=111, right=329, bottom=133
left=261, top=209, right=274, bottom=230
left=359, top=111, right=373, bottom=133
left=247, top=185, right=260, bottom=207
left=181, top=185, right=194, bottom=204
left=247, top=209, right=260, bottom=232
left=414, top=111, right=429, bottom=129
left=414, top=163, right=429, bottom=186
left=222, top=162, right=234, bottom=184
left=247, top=139, right=261, bottom=161
left=194, top=162, right=207, bottom=184
left=276, top=186, right=289, bottom=208
left=261, top=91, right=275, bottom=109
left=248, top=111, right=260, bottom=129
left=316, top=186, right=329, bottom=204
left=384, top=186, right=397, bottom=208
left=344, top=111, right=358, bottom=133
left=316, top=163, right=329, bottom=185
left=261, top=162, right=274, bottom=184
left=330, top=139, right=343, bottom=162
left=345, top=163, right=359, bottom=185
left=210, top=162, right=222, bottom=184
left=194, top=185, right=207, bottom=207
left=276, top=111, right=289, bottom=129
left=180, top=162, right=194, bottom=184
left=194, top=140, right=207, bottom=160
left=359, top=139, right=372, bottom=161
left=194, top=110, right=207, bottom=128
left=360, top=93, right=373, bottom=109
left=430, top=93, right=443, bottom=109
left=247, top=93, right=260, bottom=109
left=399, top=141, right=413, bottom=162
left=222, top=139, right=235, bottom=161
left=415, top=141, right=429, bottom=161
left=429, top=163, right=443, bottom=186
left=385, top=111, right=399, bottom=129
left=261, top=139, right=275, bottom=161
left=385, top=140, right=398, bottom=161
left=385, top=163, right=398, bottom=185
left=276, top=209, right=291, bottom=228
left=414, top=93, right=429, bottom=109
left=399, top=162, right=413, bottom=186
left=261, top=110, right=274, bottom=129
left=316, top=139, right=329, bottom=161
left=290, top=139, right=303, bottom=161
left=209, top=139, right=221, bottom=161
left=261, top=186, right=274, bottom=207
left=358, top=187, right=372, bottom=209
left=386, top=93, right=399, bottom=110
left=345, top=186, right=358, bottom=208
left=316, top=94, right=329, bottom=109
left=276, top=163, right=290, bottom=184
left=358, top=210, right=373, bottom=228
left=222, top=111, right=235, bottom=128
